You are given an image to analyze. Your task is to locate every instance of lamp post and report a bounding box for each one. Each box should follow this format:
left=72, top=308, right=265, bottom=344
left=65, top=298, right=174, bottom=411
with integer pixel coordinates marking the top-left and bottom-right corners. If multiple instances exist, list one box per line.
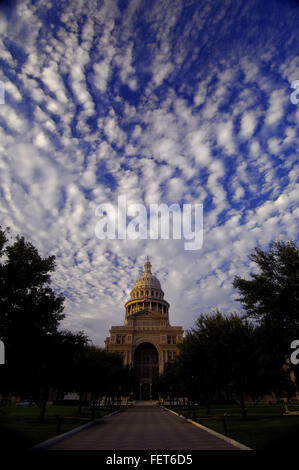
left=169, top=385, right=173, bottom=407
left=191, top=375, right=196, bottom=419
left=118, top=385, right=122, bottom=405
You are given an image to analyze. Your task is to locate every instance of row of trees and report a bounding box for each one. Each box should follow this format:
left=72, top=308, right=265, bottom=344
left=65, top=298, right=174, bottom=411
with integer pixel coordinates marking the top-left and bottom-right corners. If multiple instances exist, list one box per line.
left=157, top=241, right=299, bottom=419
left=0, top=227, right=133, bottom=421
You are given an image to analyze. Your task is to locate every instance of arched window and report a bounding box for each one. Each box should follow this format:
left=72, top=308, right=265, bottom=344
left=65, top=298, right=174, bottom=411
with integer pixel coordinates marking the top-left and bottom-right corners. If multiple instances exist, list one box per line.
left=146, top=290, right=148, bottom=296
left=151, top=290, right=153, bottom=296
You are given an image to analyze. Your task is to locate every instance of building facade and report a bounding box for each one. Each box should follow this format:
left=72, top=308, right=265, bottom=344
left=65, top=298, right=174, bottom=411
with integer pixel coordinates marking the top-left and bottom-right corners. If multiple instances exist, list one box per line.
left=105, top=257, right=183, bottom=399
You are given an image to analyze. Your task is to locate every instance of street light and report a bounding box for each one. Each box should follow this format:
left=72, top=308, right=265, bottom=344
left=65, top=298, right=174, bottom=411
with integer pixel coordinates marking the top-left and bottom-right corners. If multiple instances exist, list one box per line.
left=118, top=385, right=122, bottom=405
left=169, top=385, right=173, bottom=407
left=191, top=376, right=195, bottom=419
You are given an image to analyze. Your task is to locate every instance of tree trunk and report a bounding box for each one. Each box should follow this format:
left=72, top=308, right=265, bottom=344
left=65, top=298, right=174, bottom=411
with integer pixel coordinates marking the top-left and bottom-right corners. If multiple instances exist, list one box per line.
left=78, top=389, right=83, bottom=414
left=239, top=390, right=247, bottom=420
left=39, top=389, right=49, bottom=423
left=192, top=400, right=196, bottom=419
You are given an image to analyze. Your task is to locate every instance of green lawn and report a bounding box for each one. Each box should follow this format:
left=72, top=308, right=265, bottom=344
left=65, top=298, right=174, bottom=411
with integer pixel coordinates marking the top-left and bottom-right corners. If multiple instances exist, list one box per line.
left=165, top=403, right=299, bottom=450
left=0, top=403, right=123, bottom=450
left=1, top=402, right=298, bottom=451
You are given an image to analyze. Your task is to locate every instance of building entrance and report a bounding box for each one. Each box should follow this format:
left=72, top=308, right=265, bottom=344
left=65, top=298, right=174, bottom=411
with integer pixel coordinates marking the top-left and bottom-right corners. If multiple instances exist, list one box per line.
left=134, top=342, right=159, bottom=400
left=141, top=383, right=150, bottom=400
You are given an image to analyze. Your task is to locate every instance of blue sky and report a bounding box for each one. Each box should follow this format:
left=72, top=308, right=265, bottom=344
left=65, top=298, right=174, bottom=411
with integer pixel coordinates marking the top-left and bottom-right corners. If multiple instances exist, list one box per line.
left=0, top=0, right=298, bottom=346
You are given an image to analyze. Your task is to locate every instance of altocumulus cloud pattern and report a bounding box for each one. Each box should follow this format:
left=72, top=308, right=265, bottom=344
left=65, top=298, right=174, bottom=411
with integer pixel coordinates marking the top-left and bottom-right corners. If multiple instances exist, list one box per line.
left=0, top=0, right=298, bottom=345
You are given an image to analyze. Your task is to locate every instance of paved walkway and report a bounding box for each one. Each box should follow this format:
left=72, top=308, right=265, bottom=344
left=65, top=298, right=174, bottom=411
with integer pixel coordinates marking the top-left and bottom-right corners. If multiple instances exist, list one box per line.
left=46, top=403, right=239, bottom=450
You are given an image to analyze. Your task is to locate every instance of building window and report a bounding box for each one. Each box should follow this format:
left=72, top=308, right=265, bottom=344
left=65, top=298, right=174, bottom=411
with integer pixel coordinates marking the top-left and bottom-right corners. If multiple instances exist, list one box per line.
left=116, top=335, right=126, bottom=344
left=167, top=336, right=176, bottom=345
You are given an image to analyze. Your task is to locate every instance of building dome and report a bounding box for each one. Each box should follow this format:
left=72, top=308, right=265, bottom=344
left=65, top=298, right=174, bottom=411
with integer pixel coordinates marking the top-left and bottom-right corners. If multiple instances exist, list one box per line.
left=130, top=257, right=163, bottom=298
left=124, top=256, right=170, bottom=324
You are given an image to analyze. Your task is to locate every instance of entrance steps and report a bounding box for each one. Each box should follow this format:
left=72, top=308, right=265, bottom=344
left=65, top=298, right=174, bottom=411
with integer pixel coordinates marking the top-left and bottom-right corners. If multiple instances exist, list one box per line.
left=134, top=400, right=159, bottom=406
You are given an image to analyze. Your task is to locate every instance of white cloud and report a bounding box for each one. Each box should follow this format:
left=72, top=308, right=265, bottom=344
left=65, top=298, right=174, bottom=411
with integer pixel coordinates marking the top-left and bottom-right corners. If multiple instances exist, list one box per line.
left=34, top=131, right=49, bottom=148
left=94, top=61, right=111, bottom=93
left=265, top=89, right=286, bottom=126
left=187, top=130, right=211, bottom=165
left=240, top=111, right=256, bottom=139
left=216, top=120, right=235, bottom=155
left=194, top=82, right=207, bottom=107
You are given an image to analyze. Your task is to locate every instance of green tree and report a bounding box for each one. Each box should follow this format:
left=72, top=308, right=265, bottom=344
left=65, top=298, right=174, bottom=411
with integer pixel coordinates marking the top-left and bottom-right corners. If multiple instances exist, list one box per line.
left=75, top=346, right=132, bottom=415
left=233, top=240, right=299, bottom=398
left=0, top=227, right=68, bottom=420
left=173, top=312, right=266, bottom=419
left=0, top=228, right=65, bottom=346
left=156, top=358, right=186, bottom=405
left=233, top=240, right=299, bottom=342
left=35, top=329, right=89, bottom=422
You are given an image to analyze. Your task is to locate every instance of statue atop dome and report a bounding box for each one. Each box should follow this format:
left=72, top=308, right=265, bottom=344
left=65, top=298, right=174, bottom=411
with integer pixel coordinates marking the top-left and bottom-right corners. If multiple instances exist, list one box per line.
left=144, top=255, right=152, bottom=273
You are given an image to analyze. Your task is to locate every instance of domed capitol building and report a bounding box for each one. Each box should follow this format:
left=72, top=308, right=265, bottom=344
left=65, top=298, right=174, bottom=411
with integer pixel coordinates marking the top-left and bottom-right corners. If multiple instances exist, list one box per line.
left=105, top=257, right=183, bottom=400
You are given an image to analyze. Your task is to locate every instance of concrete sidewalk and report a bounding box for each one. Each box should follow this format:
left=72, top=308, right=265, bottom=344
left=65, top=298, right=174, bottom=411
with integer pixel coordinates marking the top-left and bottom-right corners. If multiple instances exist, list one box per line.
left=42, top=403, right=243, bottom=450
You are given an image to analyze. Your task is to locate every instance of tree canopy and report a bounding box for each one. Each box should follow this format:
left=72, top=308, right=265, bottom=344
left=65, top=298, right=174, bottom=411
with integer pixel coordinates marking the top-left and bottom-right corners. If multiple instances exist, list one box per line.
left=0, top=227, right=133, bottom=421
left=157, top=240, right=298, bottom=415
left=233, top=240, right=299, bottom=335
